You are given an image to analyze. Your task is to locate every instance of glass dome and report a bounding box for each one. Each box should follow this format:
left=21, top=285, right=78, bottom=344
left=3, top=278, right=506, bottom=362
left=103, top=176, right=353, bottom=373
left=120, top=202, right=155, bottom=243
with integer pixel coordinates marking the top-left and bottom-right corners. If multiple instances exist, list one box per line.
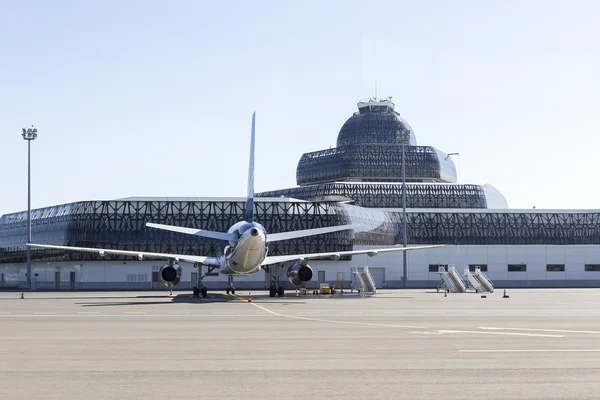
left=336, top=99, right=417, bottom=147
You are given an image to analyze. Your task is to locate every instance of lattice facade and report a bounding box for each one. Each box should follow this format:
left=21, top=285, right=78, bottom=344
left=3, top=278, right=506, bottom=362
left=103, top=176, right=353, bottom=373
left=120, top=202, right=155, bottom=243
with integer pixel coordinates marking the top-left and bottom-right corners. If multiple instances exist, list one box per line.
left=393, top=210, right=600, bottom=245
left=2, top=200, right=600, bottom=264
left=257, top=183, right=488, bottom=209
left=0, top=199, right=354, bottom=263
left=295, top=98, right=457, bottom=186
left=296, top=145, right=456, bottom=185
left=336, top=106, right=415, bottom=147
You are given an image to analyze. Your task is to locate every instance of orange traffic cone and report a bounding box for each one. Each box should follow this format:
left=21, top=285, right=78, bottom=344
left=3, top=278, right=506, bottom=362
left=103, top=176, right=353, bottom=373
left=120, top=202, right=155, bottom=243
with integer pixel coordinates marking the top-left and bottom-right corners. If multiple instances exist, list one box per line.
left=20, top=292, right=24, bottom=299
left=444, top=289, right=447, bottom=297
left=248, top=292, right=252, bottom=303
left=296, top=288, right=299, bottom=297
left=169, top=288, right=173, bottom=296
left=503, top=289, right=509, bottom=298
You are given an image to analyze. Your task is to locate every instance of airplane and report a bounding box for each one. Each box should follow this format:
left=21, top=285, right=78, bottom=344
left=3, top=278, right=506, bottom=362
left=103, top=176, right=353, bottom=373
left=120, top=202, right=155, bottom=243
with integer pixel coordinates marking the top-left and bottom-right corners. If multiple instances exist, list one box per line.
left=28, top=112, right=444, bottom=298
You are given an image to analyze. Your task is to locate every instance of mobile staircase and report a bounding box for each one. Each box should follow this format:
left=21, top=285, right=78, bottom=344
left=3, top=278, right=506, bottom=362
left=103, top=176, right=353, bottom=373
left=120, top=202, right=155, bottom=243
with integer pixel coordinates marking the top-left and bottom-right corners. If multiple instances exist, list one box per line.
left=352, top=266, right=377, bottom=294
left=464, top=266, right=494, bottom=293
left=437, top=264, right=466, bottom=293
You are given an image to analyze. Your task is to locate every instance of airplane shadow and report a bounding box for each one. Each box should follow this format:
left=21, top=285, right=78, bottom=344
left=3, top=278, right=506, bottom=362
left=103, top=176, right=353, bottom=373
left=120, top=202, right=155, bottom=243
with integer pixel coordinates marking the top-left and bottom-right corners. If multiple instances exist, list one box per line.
left=0, top=294, right=176, bottom=301
left=76, top=293, right=237, bottom=307
left=75, top=293, right=308, bottom=307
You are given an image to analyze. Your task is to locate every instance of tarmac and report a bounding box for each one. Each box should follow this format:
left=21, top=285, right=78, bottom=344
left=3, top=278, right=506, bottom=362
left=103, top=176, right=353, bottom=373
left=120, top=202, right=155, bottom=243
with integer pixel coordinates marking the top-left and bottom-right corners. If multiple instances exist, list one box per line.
left=2, top=288, right=600, bottom=400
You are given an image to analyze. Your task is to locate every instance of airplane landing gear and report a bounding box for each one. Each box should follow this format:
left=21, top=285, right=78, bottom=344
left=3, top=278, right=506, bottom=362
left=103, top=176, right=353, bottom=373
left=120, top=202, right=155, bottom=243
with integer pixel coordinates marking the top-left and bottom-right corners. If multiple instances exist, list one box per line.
left=266, top=265, right=284, bottom=297
left=193, top=263, right=217, bottom=298
left=226, top=275, right=236, bottom=295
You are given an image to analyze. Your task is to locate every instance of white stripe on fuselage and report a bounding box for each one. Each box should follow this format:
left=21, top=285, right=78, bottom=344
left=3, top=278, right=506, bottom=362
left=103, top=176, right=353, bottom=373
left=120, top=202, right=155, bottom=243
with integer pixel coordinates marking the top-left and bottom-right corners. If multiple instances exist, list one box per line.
left=221, top=229, right=267, bottom=275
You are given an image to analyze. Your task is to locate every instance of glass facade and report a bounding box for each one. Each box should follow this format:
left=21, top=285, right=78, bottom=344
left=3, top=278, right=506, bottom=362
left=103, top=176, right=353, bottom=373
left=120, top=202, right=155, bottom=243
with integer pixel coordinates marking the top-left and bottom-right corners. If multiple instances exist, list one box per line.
left=258, top=182, right=492, bottom=209
left=3, top=200, right=600, bottom=265
left=3, top=97, right=593, bottom=266
left=336, top=106, right=417, bottom=147
left=0, top=199, right=356, bottom=264
left=296, top=145, right=458, bottom=185
left=392, top=209, right=600, bottom=245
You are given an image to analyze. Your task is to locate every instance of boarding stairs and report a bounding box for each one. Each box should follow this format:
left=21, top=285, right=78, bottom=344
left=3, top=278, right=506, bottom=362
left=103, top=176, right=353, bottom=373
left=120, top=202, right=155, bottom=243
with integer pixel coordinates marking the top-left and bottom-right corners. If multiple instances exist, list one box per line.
left=352, top=267, right=377, bottom=294
left=334, top=272, right=345, bottom=292
left=437, top=265, right=466, bottom=293
left=464, top=266, right=494, bottom=293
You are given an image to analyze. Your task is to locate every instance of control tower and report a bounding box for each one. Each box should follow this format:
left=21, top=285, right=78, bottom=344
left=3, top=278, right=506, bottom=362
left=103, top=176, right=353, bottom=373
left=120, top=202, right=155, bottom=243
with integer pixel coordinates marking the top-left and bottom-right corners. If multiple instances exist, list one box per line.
left=257, top=97, right=507, bottom=209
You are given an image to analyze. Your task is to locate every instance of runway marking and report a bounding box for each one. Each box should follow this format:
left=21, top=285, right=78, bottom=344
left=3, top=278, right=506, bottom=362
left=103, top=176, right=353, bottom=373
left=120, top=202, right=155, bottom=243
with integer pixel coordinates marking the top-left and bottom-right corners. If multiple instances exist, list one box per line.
left=77, top=311, right=100, bottom=314
left=124, top=311, right=146, bottom=315
left=34, top=311, right=56, bottom=315
left=479, top=327, right=600, bottom=334
left=410, top=330, right=564, bottom=338
left=235, top=296, right=426, bottom=329
left=460, top=349, right=600, bottom=353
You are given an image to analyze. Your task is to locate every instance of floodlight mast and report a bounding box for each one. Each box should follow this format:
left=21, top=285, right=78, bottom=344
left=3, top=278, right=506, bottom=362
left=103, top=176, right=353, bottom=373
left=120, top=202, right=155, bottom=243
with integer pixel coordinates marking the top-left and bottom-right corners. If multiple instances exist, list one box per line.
left=22, top=126, right=38, bottom=290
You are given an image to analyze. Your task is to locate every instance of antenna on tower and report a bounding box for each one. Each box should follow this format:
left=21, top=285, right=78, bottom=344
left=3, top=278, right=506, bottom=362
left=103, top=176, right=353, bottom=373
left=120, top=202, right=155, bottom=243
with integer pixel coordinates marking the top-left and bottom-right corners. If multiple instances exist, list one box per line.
left=374, top=80, right=378, bottom=99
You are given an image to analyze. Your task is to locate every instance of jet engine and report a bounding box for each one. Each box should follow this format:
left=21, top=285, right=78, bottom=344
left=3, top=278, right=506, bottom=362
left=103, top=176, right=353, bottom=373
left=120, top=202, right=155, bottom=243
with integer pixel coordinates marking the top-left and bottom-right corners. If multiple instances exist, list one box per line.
left=286, top=260, right=313, bottom=286
left=159, top=262, right=182, bottom=287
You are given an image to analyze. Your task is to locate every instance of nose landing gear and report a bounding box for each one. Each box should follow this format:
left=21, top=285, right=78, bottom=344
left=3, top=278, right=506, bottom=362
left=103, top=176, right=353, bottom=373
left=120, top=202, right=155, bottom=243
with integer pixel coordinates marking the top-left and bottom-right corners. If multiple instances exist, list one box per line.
left=226, top=275, right=236, bottom=295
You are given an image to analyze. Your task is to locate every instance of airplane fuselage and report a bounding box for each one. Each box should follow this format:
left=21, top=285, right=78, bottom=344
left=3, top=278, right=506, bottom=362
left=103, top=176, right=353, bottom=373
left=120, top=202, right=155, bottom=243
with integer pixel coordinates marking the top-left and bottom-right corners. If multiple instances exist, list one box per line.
left=219, top=221, right=269, bottom=275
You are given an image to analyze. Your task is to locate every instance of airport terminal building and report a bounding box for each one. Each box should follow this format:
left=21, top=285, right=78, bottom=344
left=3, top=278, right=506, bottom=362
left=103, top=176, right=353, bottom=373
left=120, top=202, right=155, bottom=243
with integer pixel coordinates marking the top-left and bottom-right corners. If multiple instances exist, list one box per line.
left=2, top=97, right=600, bottom=290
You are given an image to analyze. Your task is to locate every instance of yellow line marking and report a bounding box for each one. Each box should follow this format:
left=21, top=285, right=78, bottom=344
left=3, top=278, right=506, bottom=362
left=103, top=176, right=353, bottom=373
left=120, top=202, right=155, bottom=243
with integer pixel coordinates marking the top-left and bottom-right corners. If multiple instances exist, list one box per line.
left=234, top=295, right=426, bottom=329
left=460, top=349, right=600, bottom=353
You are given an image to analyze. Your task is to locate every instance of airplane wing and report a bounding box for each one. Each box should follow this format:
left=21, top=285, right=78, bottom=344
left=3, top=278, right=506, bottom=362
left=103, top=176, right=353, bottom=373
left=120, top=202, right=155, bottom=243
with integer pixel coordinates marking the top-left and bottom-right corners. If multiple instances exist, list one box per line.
left=146, top=222, right=237, bottom=242
left=266, top=224, right=356, bottom=242
left=261, top=244, right=445, bottom=266
left=26, top=243, right=215, bottom=265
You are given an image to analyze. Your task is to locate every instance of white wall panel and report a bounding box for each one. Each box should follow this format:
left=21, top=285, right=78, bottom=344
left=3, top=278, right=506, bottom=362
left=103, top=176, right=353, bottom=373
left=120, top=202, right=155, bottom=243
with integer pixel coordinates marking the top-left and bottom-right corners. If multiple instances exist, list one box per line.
left=546, top=271, right=566, bottom=280
left=26, top=244, right=600, bottom=287
left=507, top=247, right=527, bottom=264
left=545, top=246, right=566, bottom=263
left=487, top=263, right=508, bottom=280
left=487, top=246, right=508, bottom=264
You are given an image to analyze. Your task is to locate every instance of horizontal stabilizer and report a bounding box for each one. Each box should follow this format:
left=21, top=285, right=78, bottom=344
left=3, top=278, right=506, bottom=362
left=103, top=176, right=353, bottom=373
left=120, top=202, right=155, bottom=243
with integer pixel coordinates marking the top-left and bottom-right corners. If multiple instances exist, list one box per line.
left=26, top=243, right=218, bottom=265
left=146, top=223, right=236, bottom=242
left=267, top=224, right=356, bottom=242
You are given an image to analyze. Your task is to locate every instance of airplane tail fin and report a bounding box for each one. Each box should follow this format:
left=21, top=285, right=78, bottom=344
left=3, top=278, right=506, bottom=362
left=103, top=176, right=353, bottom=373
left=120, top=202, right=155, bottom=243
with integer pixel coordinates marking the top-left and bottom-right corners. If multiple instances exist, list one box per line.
left=244, top=111, right=256, bottom=222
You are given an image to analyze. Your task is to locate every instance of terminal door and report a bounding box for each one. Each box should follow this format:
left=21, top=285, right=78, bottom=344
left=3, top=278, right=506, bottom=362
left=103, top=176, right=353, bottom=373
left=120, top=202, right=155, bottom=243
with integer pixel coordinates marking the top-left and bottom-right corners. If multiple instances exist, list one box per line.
left=318, top=271, right=325, bottom=285
left=70, top=271, right=76, bottom=290
left=152, top=266, right=161, bottom=289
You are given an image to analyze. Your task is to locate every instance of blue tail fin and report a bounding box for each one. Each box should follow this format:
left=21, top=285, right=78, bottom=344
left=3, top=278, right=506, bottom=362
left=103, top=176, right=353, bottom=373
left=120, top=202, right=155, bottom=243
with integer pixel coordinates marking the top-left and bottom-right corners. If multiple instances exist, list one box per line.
left=244, top=112, right=256, bottom=222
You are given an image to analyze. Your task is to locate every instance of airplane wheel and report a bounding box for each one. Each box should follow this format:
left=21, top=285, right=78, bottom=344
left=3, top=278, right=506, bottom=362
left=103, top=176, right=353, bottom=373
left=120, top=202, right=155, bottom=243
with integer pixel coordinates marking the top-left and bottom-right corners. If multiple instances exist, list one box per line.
left=269, top=287, right=276, bottom=297
left=278, top=287, right=285, bottom=297
left=226, top=288, right=230, bottom=295
left=231, top=287, right=235, bottom=295
left=201, top=287, right=208, bottom=298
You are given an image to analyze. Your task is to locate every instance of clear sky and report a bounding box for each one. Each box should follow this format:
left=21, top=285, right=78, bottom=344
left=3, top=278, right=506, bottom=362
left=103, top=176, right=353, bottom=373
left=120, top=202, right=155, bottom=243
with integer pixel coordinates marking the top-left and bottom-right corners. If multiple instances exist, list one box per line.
left=1, top=0, right=599, bottom=215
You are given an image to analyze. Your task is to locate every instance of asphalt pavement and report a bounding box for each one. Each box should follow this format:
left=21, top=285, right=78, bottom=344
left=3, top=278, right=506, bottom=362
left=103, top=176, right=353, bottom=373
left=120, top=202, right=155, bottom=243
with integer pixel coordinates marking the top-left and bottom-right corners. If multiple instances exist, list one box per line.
left=1, top=288, right=600, bottom=399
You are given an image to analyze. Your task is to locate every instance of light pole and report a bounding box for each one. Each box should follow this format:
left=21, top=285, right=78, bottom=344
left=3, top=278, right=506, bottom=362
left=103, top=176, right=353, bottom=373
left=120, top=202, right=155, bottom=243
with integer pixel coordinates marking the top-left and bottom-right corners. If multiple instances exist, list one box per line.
left=22, top=126, right=37, bottom=290
left=401, top=143, right=408, bottom=288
